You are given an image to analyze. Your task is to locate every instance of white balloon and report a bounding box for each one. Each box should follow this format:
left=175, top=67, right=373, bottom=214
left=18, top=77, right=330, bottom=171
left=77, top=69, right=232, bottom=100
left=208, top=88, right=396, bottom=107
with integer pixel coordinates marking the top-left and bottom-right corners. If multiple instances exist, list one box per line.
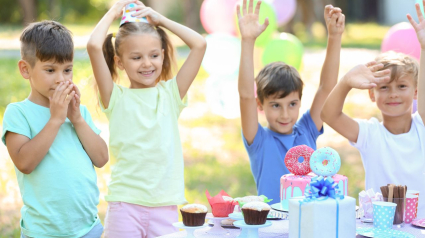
left=205, top=75, right=240, bottom=119
left=202, top=34, right=241, bottom=75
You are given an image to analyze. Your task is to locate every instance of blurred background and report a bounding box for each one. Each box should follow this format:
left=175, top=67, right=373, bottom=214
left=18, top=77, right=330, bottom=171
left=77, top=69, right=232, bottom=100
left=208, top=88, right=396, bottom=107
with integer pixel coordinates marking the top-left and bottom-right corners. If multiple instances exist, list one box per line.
left=0, top=0, right=422, bottom=237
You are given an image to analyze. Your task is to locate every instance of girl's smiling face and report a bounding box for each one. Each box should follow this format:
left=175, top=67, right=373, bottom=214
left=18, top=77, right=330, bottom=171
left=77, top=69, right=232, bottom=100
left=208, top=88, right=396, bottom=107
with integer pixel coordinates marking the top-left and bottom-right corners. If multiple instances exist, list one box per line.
left=115, top=34, right=164, bottom=88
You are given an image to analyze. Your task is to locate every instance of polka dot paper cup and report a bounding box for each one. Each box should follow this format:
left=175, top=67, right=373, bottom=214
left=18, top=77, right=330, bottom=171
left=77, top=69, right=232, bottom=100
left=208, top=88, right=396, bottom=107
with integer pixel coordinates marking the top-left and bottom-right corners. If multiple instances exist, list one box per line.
left=373, top=201, right=397, bottom=230
left=405, top=194, right=419, bottom=224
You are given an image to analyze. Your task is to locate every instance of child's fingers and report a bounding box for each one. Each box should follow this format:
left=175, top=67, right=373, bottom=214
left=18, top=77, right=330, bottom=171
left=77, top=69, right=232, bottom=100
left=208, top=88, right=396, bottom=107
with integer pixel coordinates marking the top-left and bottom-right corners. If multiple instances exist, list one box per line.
left=52, top=82, right=64, bottom=100
left=237, top=5, right=242, bottom=19
left=365, top=61, right=380, bottom=69
left=332, top=7, right=342, bottom=13
left=262, top=18, right=269, bottom=32
left=248, top=0, right=254, bottom=14
left=73, top=84, right=81, bottom=98
left=65, top=91, right=76, bottom=105
left=339, top=14, right=346, bottom=27
left=373, top=69, right=391, bottom=78
left=242, top=0, right=247, bottom=16
left=254, top=0, right=262, bottom=15
left=330, top=12, right=339, bottom=23
left=324, top=5, right=333, bottom=16
left=407, top=14, right=419, bottom=30
left=416, top=3, right=425, bottom=21
left=361, top=83, right=377, bottom=89
left=373, top=76, right=391, bottom=84
left=60, top=83, right=74, bottom=103
left=130, top=6, right=148, bottom=16
left=132, top=8, right=150, bottom=18
left=75, top=93, right=81, bottom=105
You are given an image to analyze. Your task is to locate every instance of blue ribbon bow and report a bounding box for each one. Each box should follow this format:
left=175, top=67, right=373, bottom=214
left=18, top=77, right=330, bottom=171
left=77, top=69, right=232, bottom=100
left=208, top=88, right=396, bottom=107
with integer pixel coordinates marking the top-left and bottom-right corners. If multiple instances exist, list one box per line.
left=298, top=176, right=345, bottom=238
left=304, top=176, right=344, bottom=201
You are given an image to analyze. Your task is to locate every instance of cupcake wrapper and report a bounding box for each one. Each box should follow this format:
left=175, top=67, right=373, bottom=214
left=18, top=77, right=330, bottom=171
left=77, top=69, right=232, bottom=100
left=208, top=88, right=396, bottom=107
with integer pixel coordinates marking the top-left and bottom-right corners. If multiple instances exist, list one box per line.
left=241, top=208, right=269, bottom=225
left=211, top=203, right=235, bottom=217
left=180, top=210, right=207, bottom=226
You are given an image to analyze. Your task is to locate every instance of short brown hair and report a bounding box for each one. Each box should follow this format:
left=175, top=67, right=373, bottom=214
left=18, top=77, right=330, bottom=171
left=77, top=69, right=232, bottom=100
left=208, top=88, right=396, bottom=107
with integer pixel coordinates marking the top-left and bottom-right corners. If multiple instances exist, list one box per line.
left=103, top=22, right=176, bottom=83
left=375, top=51, right=418, bottom=86
left=256, top=62, right=304, bottom=104
left=20, top=20, right=73, bottom=67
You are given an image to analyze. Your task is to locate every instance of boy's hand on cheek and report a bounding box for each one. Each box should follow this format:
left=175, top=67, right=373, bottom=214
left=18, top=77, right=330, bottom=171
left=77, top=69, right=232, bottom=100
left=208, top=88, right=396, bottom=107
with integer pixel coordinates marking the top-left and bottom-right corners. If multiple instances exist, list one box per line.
left=407, top=1, right=425, bottom=49
left=67, top=84, right=83, bottom=124
left=49, top=81, right=75, bottom=125
left=343, top=62, right=391, bottom=90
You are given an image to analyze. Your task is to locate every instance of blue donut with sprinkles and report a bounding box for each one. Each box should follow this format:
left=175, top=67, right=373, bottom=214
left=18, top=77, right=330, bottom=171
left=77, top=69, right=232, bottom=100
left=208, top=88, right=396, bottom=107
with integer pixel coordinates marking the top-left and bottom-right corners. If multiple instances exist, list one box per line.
left=310, top=147, right=341, bottom=177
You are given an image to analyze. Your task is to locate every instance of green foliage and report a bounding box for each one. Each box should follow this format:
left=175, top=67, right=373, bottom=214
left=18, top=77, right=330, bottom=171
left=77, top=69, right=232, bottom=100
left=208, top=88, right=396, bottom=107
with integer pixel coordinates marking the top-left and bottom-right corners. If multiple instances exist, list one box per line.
left=0, top=0, right=110, bottom=25
left=0, top=59, right=30, bottom=121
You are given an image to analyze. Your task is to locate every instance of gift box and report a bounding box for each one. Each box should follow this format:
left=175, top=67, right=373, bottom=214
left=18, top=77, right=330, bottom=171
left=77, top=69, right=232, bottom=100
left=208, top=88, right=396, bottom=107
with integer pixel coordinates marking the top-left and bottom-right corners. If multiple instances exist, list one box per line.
left=289, top=196, right=356, bottom=238
left=288, top=176, right=356, bottom=238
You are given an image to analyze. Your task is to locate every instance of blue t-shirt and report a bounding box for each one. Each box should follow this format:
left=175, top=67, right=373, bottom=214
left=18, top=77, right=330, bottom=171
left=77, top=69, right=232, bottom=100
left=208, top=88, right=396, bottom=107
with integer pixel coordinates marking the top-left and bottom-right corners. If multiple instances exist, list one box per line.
left=242, top=110, right=323, bottom=203
left=1, top=99, right=101, bottom=238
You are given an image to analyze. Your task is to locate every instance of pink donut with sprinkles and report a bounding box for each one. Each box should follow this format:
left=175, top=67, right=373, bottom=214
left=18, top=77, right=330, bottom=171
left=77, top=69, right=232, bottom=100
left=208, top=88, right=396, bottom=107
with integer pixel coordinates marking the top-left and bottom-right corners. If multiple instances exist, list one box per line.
left=284, top=145, right=315, bottom=175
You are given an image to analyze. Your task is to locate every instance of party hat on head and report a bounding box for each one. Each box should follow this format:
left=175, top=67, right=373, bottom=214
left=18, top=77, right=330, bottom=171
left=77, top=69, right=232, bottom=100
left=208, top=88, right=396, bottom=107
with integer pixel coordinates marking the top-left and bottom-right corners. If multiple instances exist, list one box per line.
left=120, top=3, right=149, bottom=26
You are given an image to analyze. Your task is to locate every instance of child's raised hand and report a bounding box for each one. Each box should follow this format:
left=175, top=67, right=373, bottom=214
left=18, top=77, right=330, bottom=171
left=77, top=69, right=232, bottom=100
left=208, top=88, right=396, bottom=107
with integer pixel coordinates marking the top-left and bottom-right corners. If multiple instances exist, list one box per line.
left=324, top=5, right=345, bottom=37
left=129, top=1, right=162, bottom=26
left=343, top=62, right=391, bottom=89
left=108, top=0, right=137, bottom=20
left=67, top=83, right=83, bottom=124
left=237, top=0, right=269, bottom=41
left=407, top=0, right=425, bottom=49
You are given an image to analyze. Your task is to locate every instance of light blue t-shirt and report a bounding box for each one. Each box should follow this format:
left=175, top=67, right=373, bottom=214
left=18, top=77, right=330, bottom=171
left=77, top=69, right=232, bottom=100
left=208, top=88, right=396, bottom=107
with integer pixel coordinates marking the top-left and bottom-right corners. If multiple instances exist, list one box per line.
left=242, top=110, right=323, bottom=203
left=2, top=99, right=101, bottom=238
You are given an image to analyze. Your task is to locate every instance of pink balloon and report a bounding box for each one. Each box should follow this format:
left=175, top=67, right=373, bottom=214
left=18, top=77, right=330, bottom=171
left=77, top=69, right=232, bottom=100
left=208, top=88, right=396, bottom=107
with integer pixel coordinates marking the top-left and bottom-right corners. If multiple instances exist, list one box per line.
left=381, top=22, right=421, bottom=60
left=272, top=0, right=297, bottom=26
left=200, top=0, right=239, bottom=35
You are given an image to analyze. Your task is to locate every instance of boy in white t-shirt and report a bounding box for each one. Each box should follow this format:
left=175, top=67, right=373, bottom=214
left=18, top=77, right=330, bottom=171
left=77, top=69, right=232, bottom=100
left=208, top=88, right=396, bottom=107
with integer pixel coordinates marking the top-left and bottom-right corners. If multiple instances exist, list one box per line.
left=321, top=2, right=425, bottom=218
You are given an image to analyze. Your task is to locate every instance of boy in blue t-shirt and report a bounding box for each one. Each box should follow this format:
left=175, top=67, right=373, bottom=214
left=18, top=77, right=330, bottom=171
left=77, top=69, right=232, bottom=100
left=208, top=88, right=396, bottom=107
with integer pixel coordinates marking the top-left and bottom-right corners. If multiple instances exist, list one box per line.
left=236, top=0, right=345, bottom=202
left=1, top=21, right=108, bottom=238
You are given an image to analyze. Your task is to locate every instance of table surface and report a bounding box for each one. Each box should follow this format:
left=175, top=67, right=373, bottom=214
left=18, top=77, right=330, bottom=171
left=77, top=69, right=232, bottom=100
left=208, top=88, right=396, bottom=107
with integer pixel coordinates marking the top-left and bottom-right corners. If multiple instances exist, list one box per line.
left=158, top=219, right=425, bottom=238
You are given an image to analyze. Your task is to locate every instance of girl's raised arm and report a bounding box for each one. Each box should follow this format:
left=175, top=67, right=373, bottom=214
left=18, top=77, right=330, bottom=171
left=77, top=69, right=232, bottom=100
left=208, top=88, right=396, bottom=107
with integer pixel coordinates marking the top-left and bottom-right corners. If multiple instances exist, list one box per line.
left=131, top=2, right=207, bottom=99
left=87, top=0, right=136, bottom=108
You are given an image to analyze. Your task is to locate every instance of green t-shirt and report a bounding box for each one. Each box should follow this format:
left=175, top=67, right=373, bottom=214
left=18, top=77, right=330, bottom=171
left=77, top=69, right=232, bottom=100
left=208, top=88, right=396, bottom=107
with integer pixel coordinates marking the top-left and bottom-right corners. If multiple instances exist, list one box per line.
left=101, top=78, right=187, bottom=206
left=1, top=99, right=100, bottom=238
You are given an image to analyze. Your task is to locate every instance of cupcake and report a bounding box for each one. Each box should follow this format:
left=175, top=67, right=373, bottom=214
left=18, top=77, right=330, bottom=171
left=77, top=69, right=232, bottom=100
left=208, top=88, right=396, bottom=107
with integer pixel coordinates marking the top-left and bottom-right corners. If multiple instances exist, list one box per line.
left=206, top=190, right=238, bottom=217
left=241, top=202, right=271, bottom=225
left=236, top=195, right=271, bottom=212
left=180, top=204, right=208, bottom=226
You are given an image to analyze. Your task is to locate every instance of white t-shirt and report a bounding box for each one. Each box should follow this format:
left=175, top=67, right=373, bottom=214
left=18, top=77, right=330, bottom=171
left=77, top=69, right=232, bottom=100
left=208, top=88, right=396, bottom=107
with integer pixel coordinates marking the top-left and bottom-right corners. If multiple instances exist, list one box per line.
left=350, top=112, right=425, bottom=218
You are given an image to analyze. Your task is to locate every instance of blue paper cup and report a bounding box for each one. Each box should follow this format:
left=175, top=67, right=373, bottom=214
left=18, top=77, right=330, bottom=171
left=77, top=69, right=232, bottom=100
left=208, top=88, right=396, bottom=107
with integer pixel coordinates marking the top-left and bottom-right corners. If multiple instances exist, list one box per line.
left=372, top=201, right=397, bottom=230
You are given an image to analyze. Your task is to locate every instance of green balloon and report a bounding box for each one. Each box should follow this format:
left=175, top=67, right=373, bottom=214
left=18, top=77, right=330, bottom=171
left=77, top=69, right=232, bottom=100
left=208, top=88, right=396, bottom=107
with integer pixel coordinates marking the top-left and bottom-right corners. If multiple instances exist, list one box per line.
left=261, top=33, right=303, bottom=70
left=237, top=0, right=278, bottom=47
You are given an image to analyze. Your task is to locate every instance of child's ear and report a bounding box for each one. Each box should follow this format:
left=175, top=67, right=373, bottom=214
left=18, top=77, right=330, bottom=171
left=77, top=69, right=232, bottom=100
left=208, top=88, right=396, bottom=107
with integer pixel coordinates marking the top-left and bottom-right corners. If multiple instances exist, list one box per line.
left=256, top=98, right=263, bottom=111
left=18, top=60, right=31, bottom=80
left=414, top=87, right=418, bottom=100
left=114, top=56, right=124, bottom=70
left=161, top=49, right=164, bottom=59
left=368, top=89, right=376, bottom=102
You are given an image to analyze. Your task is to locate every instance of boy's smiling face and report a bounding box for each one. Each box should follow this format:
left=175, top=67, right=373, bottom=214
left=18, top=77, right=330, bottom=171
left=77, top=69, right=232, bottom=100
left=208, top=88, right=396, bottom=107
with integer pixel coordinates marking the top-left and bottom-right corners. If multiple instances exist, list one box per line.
left=369, top=74, right=417, bottom=117
left=19, top=59, right=73, bottom=106
left=258, top=91, right=301, bottom=135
